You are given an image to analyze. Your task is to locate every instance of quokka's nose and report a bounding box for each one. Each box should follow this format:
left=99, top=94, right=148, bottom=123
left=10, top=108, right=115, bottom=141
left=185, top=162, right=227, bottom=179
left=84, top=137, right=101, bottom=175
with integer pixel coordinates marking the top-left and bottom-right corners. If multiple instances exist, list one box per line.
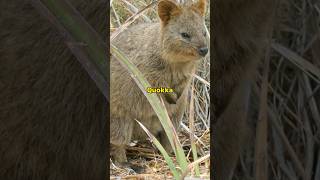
left=198, top=47, right=208, bottom=57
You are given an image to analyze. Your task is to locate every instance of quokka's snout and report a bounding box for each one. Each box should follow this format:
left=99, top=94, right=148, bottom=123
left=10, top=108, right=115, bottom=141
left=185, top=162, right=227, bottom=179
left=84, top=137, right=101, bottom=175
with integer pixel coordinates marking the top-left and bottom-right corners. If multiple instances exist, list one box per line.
left=198, top=46, right=208, bottom=57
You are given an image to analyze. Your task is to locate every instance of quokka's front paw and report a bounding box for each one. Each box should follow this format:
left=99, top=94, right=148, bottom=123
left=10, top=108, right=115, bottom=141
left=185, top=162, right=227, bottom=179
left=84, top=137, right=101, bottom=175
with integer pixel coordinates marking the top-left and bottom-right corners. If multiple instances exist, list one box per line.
left=163, top=92, right=178, bottom=104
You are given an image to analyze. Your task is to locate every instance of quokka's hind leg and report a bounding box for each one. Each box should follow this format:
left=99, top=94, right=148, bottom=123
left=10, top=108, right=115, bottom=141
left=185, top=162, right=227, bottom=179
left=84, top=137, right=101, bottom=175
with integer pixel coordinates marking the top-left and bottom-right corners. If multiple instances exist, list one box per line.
left=110, top=144, right=144, bottom=173
left=110, top=118, right=146, bottom=173
left=110, top=145, right=128, bottom=163
left=110, top=117, right=134, bottom=163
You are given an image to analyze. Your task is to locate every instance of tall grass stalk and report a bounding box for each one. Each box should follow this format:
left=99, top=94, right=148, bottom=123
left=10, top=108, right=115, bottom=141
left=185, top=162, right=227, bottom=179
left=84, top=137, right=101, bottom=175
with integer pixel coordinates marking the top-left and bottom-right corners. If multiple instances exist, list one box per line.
left=189, top=81, right=201, bottom=176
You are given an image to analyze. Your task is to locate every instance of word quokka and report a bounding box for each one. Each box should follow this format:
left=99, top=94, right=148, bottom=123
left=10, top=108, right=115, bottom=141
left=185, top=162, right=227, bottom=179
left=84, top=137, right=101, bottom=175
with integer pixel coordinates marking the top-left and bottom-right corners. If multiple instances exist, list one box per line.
left=146, top=87, right=174, bottom=93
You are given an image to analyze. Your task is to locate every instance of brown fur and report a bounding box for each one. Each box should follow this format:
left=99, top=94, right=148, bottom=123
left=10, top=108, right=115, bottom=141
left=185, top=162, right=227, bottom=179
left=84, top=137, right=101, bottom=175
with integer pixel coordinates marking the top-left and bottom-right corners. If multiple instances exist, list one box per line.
left=213, top=0, right=275, bottom=179
left=0, top=1, right=107, bottom=180
left=110, top=0, right=208, bottom=163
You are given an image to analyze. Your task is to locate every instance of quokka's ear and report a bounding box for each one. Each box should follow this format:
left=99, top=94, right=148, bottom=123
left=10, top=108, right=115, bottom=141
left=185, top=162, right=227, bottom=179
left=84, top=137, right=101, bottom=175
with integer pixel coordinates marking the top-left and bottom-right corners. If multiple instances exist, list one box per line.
left=158, top=0, right=181, bottom=25
left=191, top=0, right=206, bottom=17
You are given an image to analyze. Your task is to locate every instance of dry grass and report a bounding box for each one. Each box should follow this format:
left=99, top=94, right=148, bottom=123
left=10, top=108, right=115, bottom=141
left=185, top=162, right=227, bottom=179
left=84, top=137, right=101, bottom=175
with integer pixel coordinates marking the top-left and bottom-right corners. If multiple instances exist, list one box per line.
left=110, top=0, right=210, bottom=179
left=234, top=0, right=320, bottom=179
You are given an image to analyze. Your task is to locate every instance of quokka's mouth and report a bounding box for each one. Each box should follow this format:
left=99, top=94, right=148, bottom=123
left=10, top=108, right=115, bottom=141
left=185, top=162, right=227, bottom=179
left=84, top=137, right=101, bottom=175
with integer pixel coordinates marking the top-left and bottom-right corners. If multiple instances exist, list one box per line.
left=179, top=50, right=204, bottom=61
left=186, top=50, right=206, bottom=60
left=164, top=48, right=202, bottom=62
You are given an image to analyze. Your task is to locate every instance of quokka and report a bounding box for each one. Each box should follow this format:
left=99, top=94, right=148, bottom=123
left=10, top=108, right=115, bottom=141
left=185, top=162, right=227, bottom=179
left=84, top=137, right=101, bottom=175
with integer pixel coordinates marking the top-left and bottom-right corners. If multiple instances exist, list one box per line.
left=110, top=0, right=209, bottom=164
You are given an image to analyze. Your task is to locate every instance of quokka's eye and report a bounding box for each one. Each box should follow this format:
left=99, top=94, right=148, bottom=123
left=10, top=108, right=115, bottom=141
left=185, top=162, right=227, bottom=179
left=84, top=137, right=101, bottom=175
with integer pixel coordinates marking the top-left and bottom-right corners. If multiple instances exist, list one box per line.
left=181, top=32, right=191, bottom=39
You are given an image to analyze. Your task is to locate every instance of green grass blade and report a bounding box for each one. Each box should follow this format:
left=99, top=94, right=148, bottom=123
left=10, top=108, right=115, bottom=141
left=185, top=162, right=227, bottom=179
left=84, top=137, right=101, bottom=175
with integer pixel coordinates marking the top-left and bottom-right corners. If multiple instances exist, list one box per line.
left=31, top=0, right=108, bottom=99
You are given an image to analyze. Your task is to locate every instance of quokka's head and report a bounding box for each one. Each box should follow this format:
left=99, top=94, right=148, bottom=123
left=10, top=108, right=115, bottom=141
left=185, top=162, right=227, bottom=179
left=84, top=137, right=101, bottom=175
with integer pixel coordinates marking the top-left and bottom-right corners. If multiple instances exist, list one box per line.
left=158, top=0, right=208, bottom=63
